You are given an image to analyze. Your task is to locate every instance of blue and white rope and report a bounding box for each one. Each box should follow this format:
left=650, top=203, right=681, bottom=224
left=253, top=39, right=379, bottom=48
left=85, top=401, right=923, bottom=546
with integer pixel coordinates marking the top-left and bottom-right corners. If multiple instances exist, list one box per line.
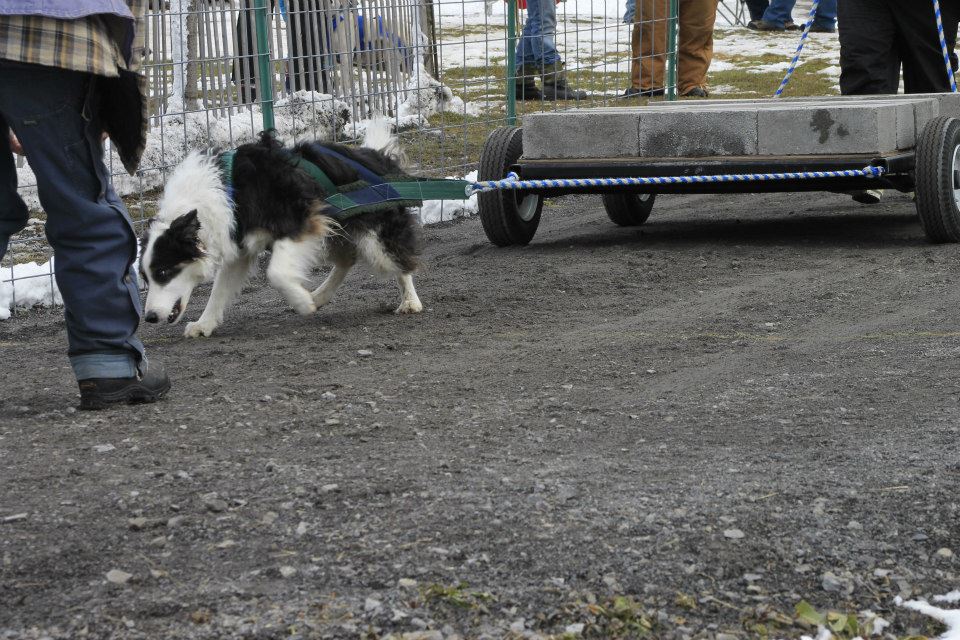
left=466, top=166, right=885, bottom=195
left=934, top=0, right=958, bottom=93
left=773, top=0, right=820, bottom=98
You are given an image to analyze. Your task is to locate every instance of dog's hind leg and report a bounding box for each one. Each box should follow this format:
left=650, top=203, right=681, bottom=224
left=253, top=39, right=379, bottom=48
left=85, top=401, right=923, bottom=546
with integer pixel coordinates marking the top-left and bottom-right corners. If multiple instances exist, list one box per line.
left=267, top=238, right=321, bottom=315
left=356, top=231, right=423, bottom=314
left=185, top=253, right=256, bottom=338
left=311, top=255, right=355, bottom=308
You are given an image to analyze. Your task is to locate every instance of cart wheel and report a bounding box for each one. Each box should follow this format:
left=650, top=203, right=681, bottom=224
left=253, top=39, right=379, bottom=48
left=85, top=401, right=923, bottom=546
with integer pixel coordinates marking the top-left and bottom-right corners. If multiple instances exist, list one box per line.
left=601, top=193, right=656, bottom=226
left=915, top=115, right=960, bottom=243
left=478, top=127, right=543, bottom=246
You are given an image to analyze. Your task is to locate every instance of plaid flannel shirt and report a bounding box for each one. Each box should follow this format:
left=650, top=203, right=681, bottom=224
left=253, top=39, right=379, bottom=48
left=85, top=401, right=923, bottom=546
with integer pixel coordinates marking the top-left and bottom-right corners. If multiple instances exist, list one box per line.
left=0, top=1, right=146, bottom=77
left=0, top=1, right=149, bottom=174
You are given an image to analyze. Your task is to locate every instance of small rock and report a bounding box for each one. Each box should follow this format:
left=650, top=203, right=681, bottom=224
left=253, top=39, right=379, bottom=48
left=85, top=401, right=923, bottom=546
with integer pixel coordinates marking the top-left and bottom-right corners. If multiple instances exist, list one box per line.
left=847, top=520, right=863, bottom=530
left=279, top=565, right=297, bottom=578
left=166, top=515, right=185, bottom=528
left=204, top=497, right=228, bottom=513
left=321, top=391, right=337, bottom=400
left=510, top=619, right=526, bottom=633
left=2, top=513, right=27, bottom=524
left=216, top=539, right=237, bottom=549
left=149, top=536, right=167, bottom=547
left=821, top=571, right=846, bottom=592
left=937, top=548, right=954, bottom=559
left=723, top=529, right=745, bottom=540
left=398, top=578, right=418, bottom=588
left=564, top=622, right=585, bottom=635
left=296, top=521, right=308, bottom=536
left=357, top=349, right=373, bottom=357
left=717, top=634, right=740, bottom=640
left=321, top=484, right=340, bottom=493
left=93, top=444, right=115, bottom=453
left=261, top=512, right=279, bottom=525
left=106, top=569, right=133, bottom=584
left=364, top=597, right=382, bottom=612
left=128, top=517, right=149, bottom=530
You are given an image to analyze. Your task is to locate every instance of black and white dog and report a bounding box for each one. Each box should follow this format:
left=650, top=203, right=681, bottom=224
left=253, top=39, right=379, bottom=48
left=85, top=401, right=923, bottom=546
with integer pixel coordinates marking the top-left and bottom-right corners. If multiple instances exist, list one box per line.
left=140, top=122, right=422, bottom=338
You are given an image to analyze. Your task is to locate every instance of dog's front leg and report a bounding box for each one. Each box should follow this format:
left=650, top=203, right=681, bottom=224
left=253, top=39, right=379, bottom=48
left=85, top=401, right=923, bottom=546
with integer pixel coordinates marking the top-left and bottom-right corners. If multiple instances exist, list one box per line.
left=184, top=254, right=255, bottom=338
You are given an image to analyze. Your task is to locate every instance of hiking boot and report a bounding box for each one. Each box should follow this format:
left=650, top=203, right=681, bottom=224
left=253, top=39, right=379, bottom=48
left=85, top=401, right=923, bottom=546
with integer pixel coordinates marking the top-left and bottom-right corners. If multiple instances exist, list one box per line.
left=515, top=77, right=543, bottom=100
left=809, top=23, right=836, bottom=33
left=515, top=65, right=543, bottom=100
left=748, top=19, right=786, bottom=31
left=622, top=87, right=665, bottom=98
left=541, top=64, right=588, bottom=100
left=681, top=86, right=709, bottom=98
left=79, top=362, right=171, bottom=410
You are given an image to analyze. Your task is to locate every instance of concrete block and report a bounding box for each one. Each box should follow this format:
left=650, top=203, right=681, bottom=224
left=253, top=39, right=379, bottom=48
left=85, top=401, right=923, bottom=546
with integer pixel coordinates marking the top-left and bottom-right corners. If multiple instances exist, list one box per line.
left=522, top=110, right=640, bottom=159
left=636, top=109, right=758, bottom=157
left=757, top=103, right=899, bottom=155
left=522, top=96, right=946, bottom=160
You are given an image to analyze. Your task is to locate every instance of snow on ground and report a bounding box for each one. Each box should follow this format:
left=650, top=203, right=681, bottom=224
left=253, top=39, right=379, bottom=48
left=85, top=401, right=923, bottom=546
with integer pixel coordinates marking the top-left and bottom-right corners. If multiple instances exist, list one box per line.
left=0, top=260, right=60, bottom=321
left=897, top=594, right=960, bottom=640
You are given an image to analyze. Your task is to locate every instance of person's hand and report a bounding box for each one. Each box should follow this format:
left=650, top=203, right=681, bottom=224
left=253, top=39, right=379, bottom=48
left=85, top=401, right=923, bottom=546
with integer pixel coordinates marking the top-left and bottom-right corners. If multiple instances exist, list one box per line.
left=8, top=130, right=23, bottom=155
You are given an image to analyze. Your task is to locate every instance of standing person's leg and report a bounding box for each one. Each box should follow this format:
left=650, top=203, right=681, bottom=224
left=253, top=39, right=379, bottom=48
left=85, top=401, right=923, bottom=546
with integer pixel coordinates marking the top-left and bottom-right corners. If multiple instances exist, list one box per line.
left=758, top=0, right=796, bottom=29
left=0, top=118, right=29, bottom=262
left=515, top=0, right=545, bottom=99
left=838, top=0, right=899, bottom=94
left=0, top=62, right=168, bottom=405
left=895, top=0, right=957, bottom=93
left=677, top=0, right=718, bottom=96
left=812, top=0, right=837, bottom=31
left=744, top=0, right=769, bottom=22
left=634, top=0, right=669, bottom=94
left=537, top=0, right=588, bottom=99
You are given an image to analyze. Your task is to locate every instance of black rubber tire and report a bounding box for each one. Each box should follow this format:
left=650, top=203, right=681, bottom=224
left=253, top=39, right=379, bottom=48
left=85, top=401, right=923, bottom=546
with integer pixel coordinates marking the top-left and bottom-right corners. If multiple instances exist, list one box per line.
left=601, top=192, right=656, bottom=226
left=915, top=115, right=960, bottom=243
left=478, top=127, right=543, bottom=246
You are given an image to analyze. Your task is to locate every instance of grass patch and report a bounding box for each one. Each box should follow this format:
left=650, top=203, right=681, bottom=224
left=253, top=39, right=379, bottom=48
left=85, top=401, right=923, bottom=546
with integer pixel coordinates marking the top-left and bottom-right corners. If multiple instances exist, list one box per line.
left=421, top=582, right=495, bottom=610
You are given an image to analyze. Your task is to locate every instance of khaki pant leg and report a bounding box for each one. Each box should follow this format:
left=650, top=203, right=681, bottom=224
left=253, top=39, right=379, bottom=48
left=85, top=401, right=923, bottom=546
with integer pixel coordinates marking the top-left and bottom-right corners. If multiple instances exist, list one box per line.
left=633, top=0, right=669, bottom=90
left=677, top=0, right=717, bottom=94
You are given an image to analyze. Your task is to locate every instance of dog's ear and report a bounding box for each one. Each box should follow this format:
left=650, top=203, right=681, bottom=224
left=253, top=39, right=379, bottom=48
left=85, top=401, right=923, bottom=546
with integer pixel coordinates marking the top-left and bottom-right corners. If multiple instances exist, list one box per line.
left=169, top=209, right=201, bottom=241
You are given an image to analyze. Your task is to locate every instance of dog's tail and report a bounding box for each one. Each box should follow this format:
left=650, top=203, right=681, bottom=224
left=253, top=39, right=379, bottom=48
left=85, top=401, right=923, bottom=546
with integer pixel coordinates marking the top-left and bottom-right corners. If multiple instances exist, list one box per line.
left=363, top=116, right=405, bottom=166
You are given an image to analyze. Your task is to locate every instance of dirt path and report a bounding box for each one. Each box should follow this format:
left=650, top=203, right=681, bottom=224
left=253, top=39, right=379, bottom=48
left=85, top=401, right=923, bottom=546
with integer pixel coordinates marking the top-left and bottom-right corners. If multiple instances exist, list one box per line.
left=2, top=190, right=959, bottom=639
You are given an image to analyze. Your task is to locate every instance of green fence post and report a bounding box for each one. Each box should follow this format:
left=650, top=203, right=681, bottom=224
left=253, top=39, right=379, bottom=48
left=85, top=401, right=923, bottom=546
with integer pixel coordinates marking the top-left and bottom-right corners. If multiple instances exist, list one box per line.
left=506, top=0, right=517, bottom=126
left=666, top=0, right=678, bottom=101
left=253, top=0, right=275, bottom=130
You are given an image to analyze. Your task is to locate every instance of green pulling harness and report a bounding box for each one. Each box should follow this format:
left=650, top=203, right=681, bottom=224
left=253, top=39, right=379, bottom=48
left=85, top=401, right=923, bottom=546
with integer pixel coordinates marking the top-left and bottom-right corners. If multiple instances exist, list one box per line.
left=219, top=146, right=472, bottom=221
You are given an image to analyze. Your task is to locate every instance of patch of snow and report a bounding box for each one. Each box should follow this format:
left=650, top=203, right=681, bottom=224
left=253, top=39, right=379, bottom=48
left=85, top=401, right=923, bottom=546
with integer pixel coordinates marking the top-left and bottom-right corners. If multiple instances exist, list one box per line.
left=897, top=595, right=960, bottom=640
left=0, top=259, right=60, bottom=320
left=935, top=591, right=960, bottom=604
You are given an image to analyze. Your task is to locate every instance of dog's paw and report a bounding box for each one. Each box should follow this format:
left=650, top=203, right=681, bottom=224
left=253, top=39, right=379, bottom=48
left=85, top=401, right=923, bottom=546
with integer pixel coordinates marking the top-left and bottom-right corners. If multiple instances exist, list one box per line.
left=292, top=300, right=317, bottom=315
left=394, top=299, right=423, bottom=315
left=184, top=320, right=218, bottom=338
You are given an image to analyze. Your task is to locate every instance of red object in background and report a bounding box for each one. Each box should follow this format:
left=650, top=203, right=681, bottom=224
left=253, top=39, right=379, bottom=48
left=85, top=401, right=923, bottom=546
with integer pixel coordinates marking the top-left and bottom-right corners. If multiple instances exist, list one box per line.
left=512, top=0, right=561, bottom=10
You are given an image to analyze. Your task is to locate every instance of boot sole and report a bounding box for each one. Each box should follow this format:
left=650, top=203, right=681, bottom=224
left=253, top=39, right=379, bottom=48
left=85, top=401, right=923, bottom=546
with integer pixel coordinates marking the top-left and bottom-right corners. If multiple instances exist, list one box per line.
left=80, top=380, right=172, bottom=411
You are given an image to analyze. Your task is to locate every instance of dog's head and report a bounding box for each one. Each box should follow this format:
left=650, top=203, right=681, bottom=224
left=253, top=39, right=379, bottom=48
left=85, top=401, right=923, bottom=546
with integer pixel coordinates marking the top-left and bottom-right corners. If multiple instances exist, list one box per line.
left=140, top=152, right=233, bottom=324
left=140, top=210, right=210, bottom=324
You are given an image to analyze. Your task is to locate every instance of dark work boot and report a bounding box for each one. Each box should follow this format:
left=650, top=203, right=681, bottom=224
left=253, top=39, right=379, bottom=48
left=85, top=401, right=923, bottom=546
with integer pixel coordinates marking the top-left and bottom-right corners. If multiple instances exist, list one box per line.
left=78, top=362, right=171, bottom=410
left=541, top=64, right=588, bottom=101
left=515, top=66, right=543, bottom=100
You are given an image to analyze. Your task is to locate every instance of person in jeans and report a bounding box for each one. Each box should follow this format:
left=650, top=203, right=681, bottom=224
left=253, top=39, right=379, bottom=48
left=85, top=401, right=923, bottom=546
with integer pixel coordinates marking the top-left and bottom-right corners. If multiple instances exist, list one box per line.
left=514, top=0, right=588, bottom=100
left=750, top=0, right=837, bottom=32
left=0, top=1, right=170, bottom=409
left=623, top=0, right=717, bottom=99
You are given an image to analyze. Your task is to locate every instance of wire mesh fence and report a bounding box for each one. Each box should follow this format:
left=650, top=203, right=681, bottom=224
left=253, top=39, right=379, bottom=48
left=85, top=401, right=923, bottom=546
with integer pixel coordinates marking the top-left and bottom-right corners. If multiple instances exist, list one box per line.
left=2, top=0, right=685, bottom=317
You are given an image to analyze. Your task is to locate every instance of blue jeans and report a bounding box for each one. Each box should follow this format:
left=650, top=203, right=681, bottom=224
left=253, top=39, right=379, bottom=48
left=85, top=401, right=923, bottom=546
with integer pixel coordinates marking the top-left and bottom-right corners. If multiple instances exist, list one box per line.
left=515, top=0, right=562, bottom=70
left=0, top=61, right=144, bottom=380
left=762, top=0, right=836, bottom=28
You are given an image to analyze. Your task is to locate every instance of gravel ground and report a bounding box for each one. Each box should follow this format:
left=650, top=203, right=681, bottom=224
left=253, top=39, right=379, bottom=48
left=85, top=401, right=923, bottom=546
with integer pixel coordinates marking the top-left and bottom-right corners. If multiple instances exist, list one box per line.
left=2, top=189, right=959, bottom=640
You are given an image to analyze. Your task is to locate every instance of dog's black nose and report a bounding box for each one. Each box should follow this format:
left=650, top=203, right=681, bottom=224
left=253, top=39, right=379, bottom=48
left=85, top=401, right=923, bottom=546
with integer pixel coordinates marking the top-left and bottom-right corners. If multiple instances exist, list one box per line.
left=144, top=311, right=159, bottom=323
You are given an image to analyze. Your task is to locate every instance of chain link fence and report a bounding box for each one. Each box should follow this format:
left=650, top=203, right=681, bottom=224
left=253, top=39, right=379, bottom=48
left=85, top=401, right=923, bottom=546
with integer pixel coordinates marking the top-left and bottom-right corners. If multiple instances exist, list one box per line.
left=2, top=0, right=681, bottom=317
